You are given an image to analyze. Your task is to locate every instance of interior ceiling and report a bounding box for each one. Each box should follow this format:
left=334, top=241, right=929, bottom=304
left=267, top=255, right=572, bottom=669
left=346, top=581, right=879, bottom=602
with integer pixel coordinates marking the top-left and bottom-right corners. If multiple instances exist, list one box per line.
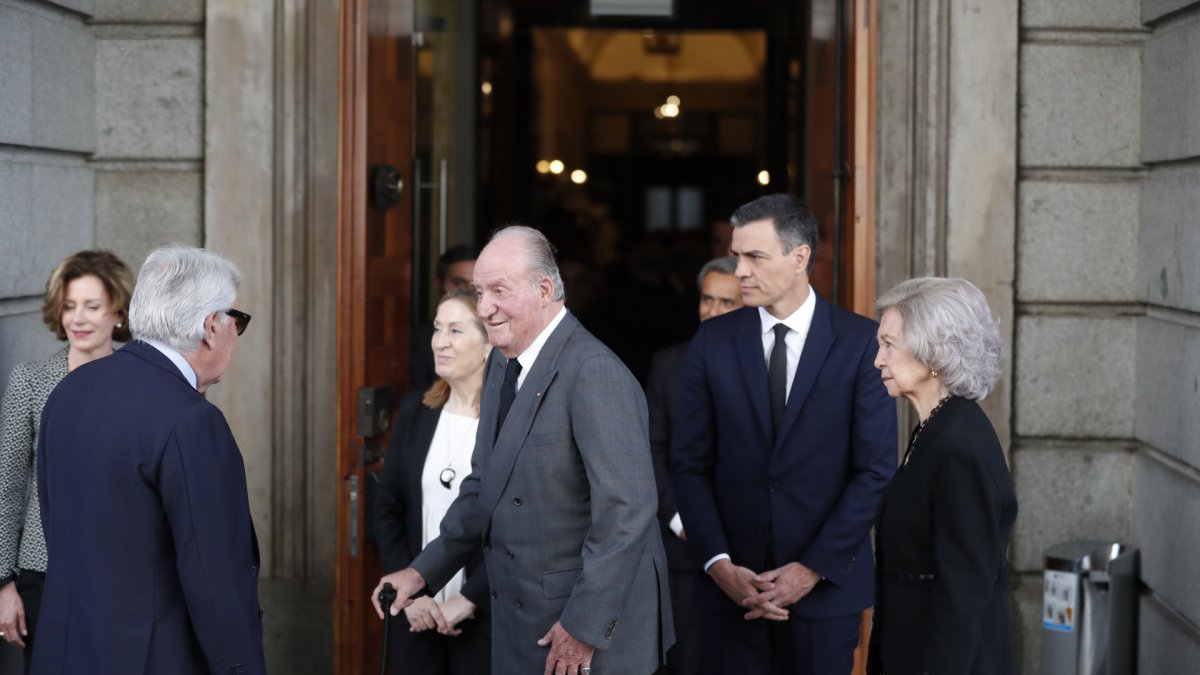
left=558, top=29, right=766, bottom=82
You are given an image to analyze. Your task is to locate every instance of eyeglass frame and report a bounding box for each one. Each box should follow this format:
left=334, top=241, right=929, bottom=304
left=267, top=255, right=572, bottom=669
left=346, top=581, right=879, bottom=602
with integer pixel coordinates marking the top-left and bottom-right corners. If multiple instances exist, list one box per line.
left=224, top=308, right=252, bottom=336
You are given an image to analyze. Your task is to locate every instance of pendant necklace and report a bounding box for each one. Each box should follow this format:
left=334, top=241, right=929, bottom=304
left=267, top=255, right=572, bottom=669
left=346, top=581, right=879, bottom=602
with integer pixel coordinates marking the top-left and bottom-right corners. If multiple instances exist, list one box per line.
left=438, top=411, right=477, bottom=489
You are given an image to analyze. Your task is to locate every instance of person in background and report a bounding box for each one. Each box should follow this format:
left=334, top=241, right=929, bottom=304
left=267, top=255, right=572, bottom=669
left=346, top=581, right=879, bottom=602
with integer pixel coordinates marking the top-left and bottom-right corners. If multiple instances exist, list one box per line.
left=867, top=276, right=1016, bottom=675
left=33, top=245, right=264, bottom=675
left=645, top=255, right=742, bottom=675
left=0, top=250, right=134, bottom=672
left=375, top=290, right=492, bottom=674
left=411, top=245, right=480, bottom=392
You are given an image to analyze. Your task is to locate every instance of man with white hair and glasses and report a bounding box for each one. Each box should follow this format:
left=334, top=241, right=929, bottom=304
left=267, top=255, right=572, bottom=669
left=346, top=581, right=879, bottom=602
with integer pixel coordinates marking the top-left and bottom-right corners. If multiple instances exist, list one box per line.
left=32, top=245, right=264, bottom=675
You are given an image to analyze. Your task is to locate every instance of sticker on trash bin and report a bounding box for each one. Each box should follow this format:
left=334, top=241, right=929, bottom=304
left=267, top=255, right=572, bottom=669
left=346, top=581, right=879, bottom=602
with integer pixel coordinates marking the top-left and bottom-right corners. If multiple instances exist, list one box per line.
left=1043, top=570, right=1078, bottom=633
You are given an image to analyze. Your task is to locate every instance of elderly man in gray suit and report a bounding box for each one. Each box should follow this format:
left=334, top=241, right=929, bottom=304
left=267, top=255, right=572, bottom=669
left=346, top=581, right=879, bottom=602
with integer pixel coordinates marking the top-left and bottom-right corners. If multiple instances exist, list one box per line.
left=373, top=226, right=673, bottom=675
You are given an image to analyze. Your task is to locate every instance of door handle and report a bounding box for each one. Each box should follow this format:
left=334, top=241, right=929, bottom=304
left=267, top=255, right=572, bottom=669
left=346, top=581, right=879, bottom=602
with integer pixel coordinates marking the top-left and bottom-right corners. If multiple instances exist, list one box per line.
left=370, top=164, right=404, bottom=210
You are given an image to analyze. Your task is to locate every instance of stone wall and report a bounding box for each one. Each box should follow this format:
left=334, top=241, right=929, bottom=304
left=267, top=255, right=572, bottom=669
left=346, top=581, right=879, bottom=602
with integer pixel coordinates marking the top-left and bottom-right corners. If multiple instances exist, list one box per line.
left=92, top=0, right=205, bottom=271
left=1134, top=1, right=1200, bottom=671
left=0, top=0, right=96, bottom=382
left=1012, top=0, right=1145, bottom=671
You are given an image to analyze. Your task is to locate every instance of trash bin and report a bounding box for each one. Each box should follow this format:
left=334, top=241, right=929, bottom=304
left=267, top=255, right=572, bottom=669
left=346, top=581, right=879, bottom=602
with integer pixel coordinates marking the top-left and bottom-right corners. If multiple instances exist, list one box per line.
left=1041, top=540, right=1139, bottom=675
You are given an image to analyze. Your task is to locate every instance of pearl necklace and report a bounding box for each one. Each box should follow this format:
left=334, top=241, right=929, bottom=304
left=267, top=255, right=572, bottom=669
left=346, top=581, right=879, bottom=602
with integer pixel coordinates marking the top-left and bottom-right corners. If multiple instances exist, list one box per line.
left=901, top=395, right=952, bottom=467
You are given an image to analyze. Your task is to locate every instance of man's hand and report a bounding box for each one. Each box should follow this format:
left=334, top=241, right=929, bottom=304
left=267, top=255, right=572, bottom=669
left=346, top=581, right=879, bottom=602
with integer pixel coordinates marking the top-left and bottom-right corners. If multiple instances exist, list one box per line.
left=403, top=596, right=448, bottom=633
left=436, top=595, right=477, bottom=636
left=742, top=562, right=821, bottom=620
left=0, top=583, right=26, bottom=648
left=537, top=620, right=594, bottom=675
left=370, top=568, right=426, bottom=619
left=707, top=559, right=759, bottom=605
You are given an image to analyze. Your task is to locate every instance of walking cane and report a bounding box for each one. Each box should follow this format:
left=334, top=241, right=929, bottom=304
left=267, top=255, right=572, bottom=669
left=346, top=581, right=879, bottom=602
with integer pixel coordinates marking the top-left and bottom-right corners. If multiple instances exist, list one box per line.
left=378, top=583, right=398, bottom=675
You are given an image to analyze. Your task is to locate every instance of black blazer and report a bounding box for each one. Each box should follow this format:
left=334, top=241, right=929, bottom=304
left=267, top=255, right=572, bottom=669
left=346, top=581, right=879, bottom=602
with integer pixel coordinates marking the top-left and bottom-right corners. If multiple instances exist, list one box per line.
left=375, top=391, right=490, bottom=613
left=645, top=342, right=693, bottom=571
left=867, top=397, right=1016, bottom=675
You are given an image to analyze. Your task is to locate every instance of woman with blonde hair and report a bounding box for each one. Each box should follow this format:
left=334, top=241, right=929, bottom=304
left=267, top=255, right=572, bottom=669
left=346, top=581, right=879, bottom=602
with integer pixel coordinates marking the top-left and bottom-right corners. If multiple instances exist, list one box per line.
left=0, top=250, right=134, bottom=670
left=868, top=276, right=1017, bottom=675
left=375, top=290, right=492, bottom=674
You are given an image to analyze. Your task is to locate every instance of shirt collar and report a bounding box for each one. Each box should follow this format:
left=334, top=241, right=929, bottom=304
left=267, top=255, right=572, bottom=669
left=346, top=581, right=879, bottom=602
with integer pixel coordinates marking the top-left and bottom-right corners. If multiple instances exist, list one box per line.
left=758, top=285, right=817, bottom=336
left=140, top=338, right=199, bottom=390
left=515, top=306, right=568, bottom=374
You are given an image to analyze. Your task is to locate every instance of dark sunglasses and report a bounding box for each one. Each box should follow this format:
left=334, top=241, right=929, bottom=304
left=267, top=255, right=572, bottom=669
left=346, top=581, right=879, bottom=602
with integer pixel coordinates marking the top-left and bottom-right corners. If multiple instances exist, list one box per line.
left=225, top=309, right=252, bottom=336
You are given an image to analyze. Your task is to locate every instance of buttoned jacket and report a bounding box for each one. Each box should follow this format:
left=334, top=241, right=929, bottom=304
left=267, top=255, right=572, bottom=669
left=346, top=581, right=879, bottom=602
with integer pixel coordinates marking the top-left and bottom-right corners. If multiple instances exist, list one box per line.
left=412, top=311, right=673, bottom=674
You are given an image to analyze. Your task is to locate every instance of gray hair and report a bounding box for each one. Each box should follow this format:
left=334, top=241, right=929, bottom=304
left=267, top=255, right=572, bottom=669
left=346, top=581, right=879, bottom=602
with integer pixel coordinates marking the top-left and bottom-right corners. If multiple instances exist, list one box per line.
left=490, top=225, right=566, bottom=301
left=876, top=277, right=1003, bottom=400
left=129, top=245, right=243, bottom=353
left=696, top=256, right=737, bottom=287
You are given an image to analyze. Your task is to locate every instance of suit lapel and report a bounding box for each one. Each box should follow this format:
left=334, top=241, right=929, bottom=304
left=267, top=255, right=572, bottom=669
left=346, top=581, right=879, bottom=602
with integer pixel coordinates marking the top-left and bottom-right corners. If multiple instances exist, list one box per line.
left=775, top=294, right=833, bottom=446
left=477, top=313, right=576, bottom=519
left=734, top=309, right=773, bottom=444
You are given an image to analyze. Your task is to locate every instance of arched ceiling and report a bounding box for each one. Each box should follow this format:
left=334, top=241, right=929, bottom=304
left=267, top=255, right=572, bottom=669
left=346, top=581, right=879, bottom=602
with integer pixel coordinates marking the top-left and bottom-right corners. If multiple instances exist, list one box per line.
left=557, top=29, right=766, bottom=82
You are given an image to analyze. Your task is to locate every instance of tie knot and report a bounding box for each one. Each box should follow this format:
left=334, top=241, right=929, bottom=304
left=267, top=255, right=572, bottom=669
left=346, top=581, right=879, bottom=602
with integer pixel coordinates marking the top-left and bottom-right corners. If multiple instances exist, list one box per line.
left=504, top=358, right=522, bottom=384
left=773, top=323, right=790, bottom=340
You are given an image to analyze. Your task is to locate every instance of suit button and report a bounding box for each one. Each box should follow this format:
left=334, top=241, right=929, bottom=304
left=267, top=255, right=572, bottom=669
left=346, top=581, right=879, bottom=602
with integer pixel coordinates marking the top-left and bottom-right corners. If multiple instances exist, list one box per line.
left=506, top=550, right=514, bottom=559
left=513, top=496, right=523, bottom=506
left=515, top=599, right=523, bottom=608
left=769, top=482, right=780, bottom=493
left=491, top=592, right=497, bottom=600
left=483, top=542, right=492, bottom=552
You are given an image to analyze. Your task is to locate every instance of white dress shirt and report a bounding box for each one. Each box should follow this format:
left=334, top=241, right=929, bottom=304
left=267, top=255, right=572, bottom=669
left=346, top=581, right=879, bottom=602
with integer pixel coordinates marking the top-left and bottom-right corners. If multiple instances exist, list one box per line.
left=757, top=286, right=817, bottom=404
left=703, top=287, right=817, bottom=573
left=514, top=306, right=568, bottom=391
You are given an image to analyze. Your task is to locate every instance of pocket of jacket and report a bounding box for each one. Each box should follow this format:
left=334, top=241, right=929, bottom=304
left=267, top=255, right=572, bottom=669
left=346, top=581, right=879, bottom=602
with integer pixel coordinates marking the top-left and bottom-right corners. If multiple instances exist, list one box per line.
left=526, top=432, right=563, bottom=447
left=542, top=567, right=582, bottom=599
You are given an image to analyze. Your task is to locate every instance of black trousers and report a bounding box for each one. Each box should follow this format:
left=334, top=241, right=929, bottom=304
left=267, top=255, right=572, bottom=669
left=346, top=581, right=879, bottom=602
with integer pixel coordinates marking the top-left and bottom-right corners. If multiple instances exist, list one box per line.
left=387, top=608, right=491, bottom=675
left=16, top=570, right=45, bottom=675
left=655, top=568, right=702, bottom=675
left=698, top=608, right=860, bottom=675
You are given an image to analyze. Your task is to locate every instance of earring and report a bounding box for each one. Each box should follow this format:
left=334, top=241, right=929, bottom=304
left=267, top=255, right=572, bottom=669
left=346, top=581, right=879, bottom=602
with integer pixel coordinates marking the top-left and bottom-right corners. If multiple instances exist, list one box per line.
left=930, top=370, right=938, bottom=378
left=116, top=322, right=123, bottom=328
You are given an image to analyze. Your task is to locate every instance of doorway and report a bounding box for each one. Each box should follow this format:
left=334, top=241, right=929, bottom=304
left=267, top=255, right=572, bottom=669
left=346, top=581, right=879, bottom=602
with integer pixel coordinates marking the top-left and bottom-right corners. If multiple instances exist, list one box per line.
left=335, top=1, right=878, bottom=672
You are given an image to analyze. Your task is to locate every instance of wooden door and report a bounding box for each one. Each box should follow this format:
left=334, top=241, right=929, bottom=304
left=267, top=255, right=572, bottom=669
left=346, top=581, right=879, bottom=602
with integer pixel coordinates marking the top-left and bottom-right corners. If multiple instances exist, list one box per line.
left=336, top=0, right=414, bottom=672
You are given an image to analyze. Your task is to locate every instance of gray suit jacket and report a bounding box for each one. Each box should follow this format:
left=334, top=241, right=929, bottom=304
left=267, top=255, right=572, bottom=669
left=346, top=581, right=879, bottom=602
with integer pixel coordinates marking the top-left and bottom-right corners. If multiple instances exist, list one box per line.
left=412, top=311, right=673, bottom=674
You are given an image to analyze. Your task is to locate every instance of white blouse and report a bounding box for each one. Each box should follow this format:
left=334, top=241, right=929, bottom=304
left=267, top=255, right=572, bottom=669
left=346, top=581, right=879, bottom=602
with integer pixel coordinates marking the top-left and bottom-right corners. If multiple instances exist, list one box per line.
left=420, top=409, right=479, bottom=603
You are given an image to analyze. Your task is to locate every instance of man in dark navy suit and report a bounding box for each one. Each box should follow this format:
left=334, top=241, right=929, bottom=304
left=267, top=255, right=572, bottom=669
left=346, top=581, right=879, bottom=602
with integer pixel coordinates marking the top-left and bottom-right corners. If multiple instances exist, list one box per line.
left=34, top=245, right=264, bottom=675
left=672, top=194, right=897, bottom=675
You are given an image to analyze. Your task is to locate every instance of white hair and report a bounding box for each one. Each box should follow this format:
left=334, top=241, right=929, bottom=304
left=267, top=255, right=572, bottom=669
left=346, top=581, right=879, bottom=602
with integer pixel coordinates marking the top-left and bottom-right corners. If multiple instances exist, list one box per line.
left=490, top=225, right=566, bottom=301
left=876, top=277, right=1003, bottom=400
left=129, top=245, right=242, bottom=353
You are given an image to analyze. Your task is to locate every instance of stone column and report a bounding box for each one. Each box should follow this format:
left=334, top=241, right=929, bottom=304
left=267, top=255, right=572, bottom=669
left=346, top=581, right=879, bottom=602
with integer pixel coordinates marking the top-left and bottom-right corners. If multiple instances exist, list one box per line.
left=876, top=0, right=1018, bottom=449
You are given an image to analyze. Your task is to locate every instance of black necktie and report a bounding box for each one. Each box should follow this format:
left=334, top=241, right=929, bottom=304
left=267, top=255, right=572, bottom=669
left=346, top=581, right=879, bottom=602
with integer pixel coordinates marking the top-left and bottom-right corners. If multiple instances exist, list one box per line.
left=769, top=323, right=790, bottom=431
left=495, top=358, right=523, bottom=441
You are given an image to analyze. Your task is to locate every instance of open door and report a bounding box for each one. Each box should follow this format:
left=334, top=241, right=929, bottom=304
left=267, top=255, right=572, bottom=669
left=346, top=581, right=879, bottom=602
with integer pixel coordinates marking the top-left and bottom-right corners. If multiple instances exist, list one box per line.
left=336, top=0, right=414, bottom=672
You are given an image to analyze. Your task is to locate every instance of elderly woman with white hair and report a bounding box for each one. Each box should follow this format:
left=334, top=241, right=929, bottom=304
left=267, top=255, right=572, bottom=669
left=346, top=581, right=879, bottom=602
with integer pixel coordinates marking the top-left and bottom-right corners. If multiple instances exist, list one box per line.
left=866, top=277, right=1017, bottom=675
